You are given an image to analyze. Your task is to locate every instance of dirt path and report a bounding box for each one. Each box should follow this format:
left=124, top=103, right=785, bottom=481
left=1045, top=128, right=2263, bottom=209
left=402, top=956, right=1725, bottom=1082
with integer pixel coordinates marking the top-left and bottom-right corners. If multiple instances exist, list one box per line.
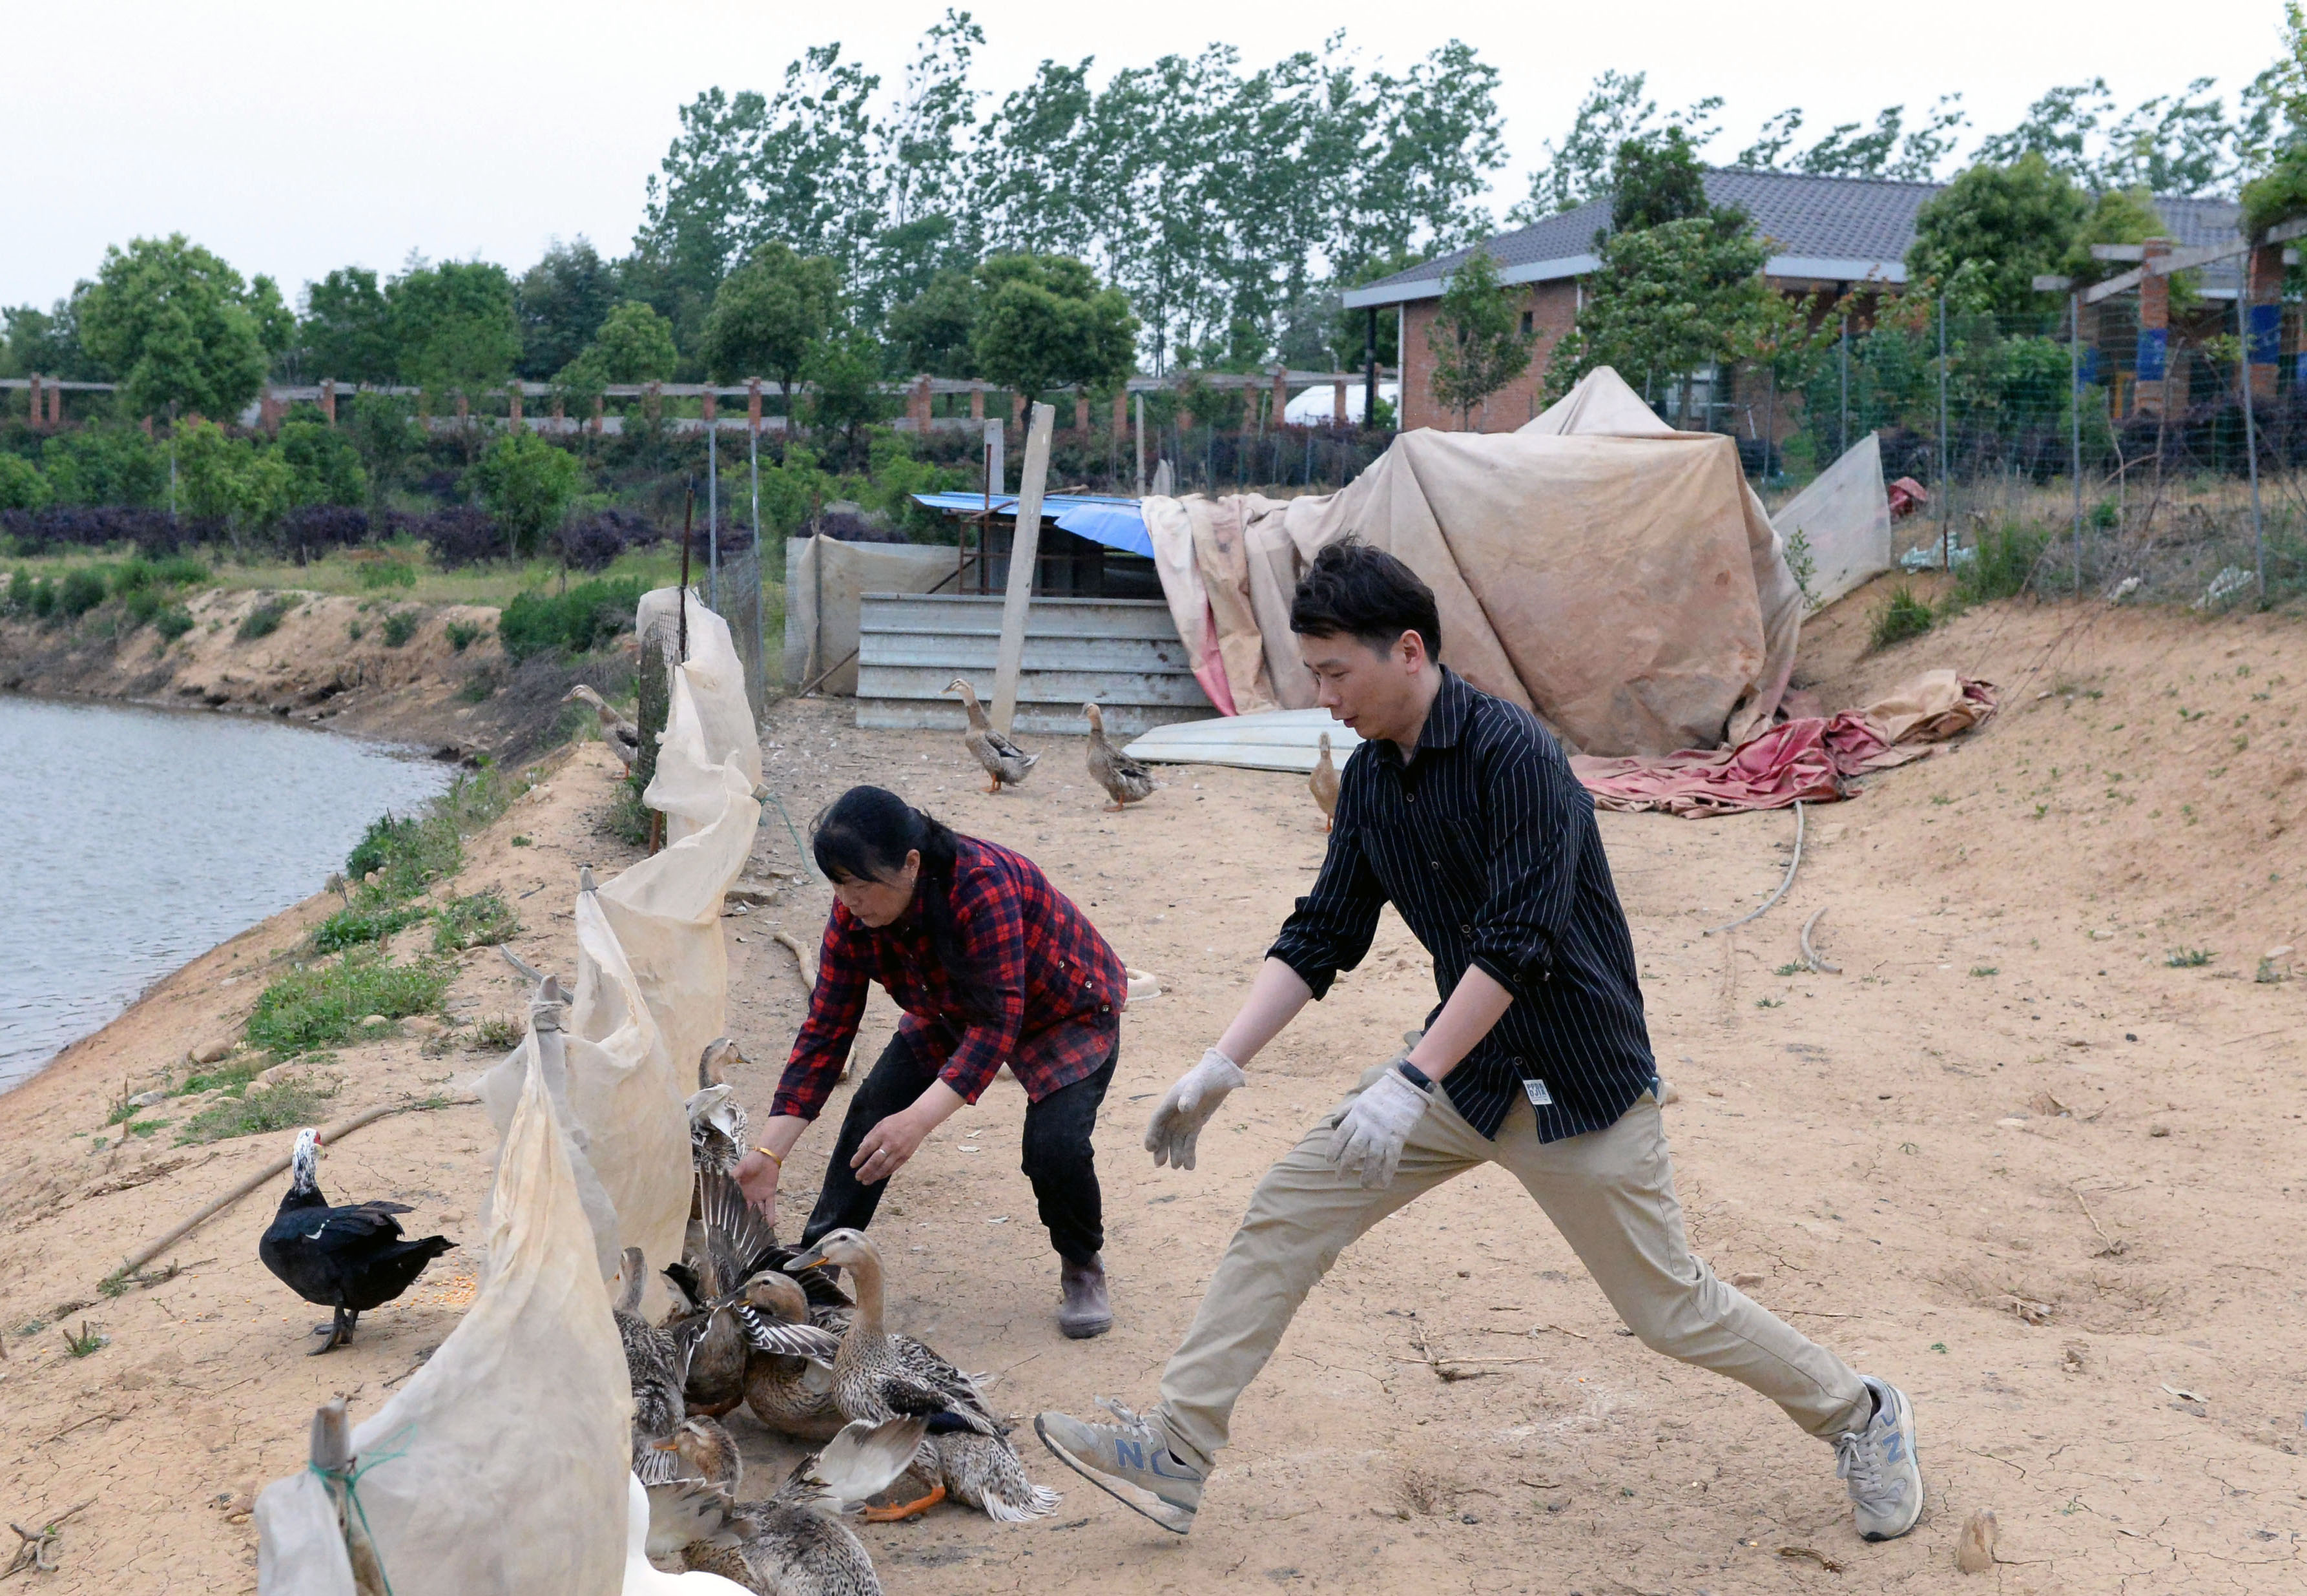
left=3, top=588, right=2304, bottom=1592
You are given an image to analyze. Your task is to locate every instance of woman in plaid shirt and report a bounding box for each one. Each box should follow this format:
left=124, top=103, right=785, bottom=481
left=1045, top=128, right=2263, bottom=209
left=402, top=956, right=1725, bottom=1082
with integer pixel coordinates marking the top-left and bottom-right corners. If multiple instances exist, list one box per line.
left=734, top=785, right=1129, bottom=1338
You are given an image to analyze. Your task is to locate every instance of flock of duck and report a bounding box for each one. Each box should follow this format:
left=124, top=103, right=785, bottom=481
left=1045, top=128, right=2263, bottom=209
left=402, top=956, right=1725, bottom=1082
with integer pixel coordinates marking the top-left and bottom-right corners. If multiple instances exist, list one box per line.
left=258, top=1038, right=1061, bottom=1595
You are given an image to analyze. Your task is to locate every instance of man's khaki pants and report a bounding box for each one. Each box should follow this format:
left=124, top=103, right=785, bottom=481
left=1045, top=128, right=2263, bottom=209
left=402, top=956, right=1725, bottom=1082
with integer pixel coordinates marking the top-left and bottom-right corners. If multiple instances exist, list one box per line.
left=1155, top=1066, right=1870, bottom=1473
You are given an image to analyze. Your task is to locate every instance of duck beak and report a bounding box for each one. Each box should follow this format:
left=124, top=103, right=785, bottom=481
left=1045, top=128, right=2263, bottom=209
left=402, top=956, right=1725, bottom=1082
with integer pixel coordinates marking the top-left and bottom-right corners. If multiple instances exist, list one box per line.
left=651, top=1436, right=681, bottom=1452
left=784, top=1252, right=827, bottom=1272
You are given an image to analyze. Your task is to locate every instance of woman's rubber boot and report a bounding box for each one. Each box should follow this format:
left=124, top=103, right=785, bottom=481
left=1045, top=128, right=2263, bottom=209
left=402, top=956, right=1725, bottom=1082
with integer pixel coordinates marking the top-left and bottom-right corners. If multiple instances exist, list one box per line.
left=1059, top=1255, right=1113, bottom=1339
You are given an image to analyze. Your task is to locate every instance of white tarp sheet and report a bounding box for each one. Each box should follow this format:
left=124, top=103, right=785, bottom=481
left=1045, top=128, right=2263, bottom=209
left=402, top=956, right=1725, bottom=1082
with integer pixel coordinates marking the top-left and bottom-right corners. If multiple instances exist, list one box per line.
left=1767, top=434, right=1894, bottom=608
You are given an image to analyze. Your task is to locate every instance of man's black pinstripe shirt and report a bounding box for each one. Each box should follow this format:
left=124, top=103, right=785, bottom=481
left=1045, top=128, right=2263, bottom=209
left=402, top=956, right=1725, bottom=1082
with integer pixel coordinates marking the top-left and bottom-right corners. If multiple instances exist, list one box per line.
left=1268, top=667, right=1657, bottom=1142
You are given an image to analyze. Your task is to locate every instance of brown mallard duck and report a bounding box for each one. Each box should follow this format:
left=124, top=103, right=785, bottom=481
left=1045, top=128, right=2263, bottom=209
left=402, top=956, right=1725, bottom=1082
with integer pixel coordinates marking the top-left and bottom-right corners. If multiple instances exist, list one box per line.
left=563, top=685, right=642, bottom=770
left=687, top=1037, right=750, bottom=1179
left=616, top=1247, right=690, bottom=1484
left=651, top=1414, right=745, bottom=1498
left=736, top=1270, right=847, bottom=1444
left=945, top=678, right=1038, bottom=792
left=1309, top=731, right=1340, bottom=831
left=1082, top=701, right=1155, bottom=811
left=785, top=1229, right=1061, bottom=1524
left=674, top=1172, right=786, bottom=1416
left=656, top=1418, right=927, bottom=1596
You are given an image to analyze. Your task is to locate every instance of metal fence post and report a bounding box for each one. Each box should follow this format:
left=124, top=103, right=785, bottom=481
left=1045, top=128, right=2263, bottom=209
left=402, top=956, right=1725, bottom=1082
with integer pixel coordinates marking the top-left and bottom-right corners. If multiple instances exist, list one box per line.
left=1938, top=293, right=1951, bottom=572
left=707, top=411, right=720, bottom=612
left=2239, top=296, right=2267, bottom=603
left=1839, top=309, right=1849, bottom=459
left=2071, top=290, right=2083, bottom=593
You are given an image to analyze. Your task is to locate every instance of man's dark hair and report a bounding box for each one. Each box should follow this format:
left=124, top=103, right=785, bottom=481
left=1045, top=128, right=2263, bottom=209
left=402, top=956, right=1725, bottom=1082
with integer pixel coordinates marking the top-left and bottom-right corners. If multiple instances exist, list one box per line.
left=1289, top=538, right=1442, bottom=661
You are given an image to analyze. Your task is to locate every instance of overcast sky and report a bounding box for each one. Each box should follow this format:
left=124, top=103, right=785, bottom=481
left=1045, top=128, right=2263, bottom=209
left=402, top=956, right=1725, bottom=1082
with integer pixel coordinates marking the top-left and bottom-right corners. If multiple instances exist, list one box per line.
left=5, top=0, right=2291, bottom=308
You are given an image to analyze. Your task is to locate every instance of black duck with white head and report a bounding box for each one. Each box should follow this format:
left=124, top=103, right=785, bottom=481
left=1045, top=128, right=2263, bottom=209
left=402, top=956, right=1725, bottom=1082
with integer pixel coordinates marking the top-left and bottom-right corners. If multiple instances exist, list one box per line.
left=257, top=1128, right=455, bottom=1354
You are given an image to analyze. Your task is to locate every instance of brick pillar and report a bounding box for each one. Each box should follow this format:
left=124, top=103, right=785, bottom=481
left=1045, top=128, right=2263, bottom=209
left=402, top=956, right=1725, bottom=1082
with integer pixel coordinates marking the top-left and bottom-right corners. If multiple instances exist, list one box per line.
left=258, top=387, right=280, bottom=432
left=908, top=375, right=933, bottom=430
left=2135, top=238, right=2171, bottom=416
left=25, top=375, right=40, bottom=430
left=1112, top=389, right=1128, bottom=432
left=1272, top=368, right=1289, bottom=428
left=1073, top=391, right=1090, bottom=430
left=749, top=377, right=763, bottom=434
left=141, top=415, right=154, bottom=439
left=1011, top=391, right=1026, bottom=428
left=1333, top=380, right=1348, bottom=425
left=969, top=383, right=985, bottom=421
left=508, top=383, right=523, bottom=431
left=320, top=378, right=336, bottom=424
left=702, top=388, right=717, bottom=427
left=645, top=382, right=662, bottom=427
left=2248, top=242, right=2284, bottom=400
left=455, top=389, right=470, bottom=432
left=590, top=394, right=604, bottom=434
left=49, top=380, right=65, bottom=426
left=551, top=393, right=564, bottom=424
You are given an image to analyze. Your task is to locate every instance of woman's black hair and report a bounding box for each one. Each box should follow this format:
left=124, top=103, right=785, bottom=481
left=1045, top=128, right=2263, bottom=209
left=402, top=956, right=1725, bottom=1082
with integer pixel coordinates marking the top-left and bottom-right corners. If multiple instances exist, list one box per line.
left=811, top=786, right=993, bottom=1020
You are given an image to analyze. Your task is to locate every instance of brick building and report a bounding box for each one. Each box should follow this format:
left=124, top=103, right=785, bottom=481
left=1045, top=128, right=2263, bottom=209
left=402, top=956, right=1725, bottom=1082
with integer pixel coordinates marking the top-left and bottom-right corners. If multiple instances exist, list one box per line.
left=1343, top=169, right=2248, bottom=434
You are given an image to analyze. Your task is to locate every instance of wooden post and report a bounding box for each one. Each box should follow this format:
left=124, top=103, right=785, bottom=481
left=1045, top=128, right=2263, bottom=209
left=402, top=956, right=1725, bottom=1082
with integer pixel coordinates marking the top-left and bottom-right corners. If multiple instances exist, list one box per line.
left=989, top=402, right=1055, bottom=738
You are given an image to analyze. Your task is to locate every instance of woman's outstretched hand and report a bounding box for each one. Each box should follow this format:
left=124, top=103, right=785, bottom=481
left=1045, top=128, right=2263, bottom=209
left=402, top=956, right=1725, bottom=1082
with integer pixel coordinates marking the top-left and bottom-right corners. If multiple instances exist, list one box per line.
left=852, top=1106, right=933, bottom=1185
left=734, top=1147, right=781, bottom=1226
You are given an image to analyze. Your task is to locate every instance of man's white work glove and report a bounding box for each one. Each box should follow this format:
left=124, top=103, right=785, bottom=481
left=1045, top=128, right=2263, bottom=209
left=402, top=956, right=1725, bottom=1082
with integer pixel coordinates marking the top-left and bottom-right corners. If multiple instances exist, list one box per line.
left=1144, top=1047, right=1247, bottom=1170
left=1326, top=1064, right=1431, bottom=1188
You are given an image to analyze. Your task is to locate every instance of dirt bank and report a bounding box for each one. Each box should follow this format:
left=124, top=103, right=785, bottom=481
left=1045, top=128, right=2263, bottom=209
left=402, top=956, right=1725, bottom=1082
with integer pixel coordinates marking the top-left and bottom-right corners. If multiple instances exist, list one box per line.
left=2, top=588, right=2304, bottom=1592
left=0, top=585, right=626, bottom=762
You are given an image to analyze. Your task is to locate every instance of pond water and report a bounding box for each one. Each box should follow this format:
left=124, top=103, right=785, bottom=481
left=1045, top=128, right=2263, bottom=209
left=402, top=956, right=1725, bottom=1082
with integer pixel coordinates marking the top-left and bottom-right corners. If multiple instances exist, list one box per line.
left=0, top=696, right=453, bottom=1092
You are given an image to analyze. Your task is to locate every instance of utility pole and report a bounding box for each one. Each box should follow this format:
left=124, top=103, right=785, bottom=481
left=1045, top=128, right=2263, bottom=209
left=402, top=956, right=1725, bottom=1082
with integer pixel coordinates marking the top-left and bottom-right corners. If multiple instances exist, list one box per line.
left=2239, top=292, right=2267, bottom=602
left=2071, top=289, right=2084, bottom=594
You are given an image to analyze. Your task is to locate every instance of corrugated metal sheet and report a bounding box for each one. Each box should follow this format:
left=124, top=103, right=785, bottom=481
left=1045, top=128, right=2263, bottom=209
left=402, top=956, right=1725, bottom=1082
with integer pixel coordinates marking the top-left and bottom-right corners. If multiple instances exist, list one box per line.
left=854, top=593, right=1217, bottom=737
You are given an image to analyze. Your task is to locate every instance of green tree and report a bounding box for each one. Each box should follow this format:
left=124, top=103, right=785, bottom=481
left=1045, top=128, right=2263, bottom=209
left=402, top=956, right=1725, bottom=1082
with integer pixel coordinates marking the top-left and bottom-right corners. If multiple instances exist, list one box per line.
left=1509, top=70, right=1722, bottom=223
left=884, top=267, right=981, bottom=377
left=0, top=453, right=48, bottom=511
left=41, top=425, right=167, bottom=506
left=3, top=295, right=101, bottom=380
left=300, top=267, right=397, bottom=385
left=278, top=410, right=369, bottom=508
left=77, top=235, right=271, bottom=419
left=573, top=300, right=678, bottom=384
left=175, top=420, right=294, bottom=543
left=1545, top=210, right=1776, bottom=413
left=803, top=325, right=895, bottom=448
left=387, top=260, right=522, bottom=398
left=343, top=393, right=421, bottom=511
left=699, top=244, right=843, bottom=422
left=1609, top=127, right=1710, bottom=233
left=514, top=239, right=623, bottom=380
left=1425, top=249, right=1533, bottom=429
left=468, top=431, right=585, bottom=559
left=1906, top=154, right=2089, bottom=313
left=969, top=253, right=1137, bottom=402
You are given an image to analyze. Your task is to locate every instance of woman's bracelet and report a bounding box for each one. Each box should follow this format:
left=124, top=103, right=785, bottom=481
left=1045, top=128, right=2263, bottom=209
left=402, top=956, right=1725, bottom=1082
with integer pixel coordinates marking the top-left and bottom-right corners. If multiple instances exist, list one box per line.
left=753, top=1145, right=783, bottom=1169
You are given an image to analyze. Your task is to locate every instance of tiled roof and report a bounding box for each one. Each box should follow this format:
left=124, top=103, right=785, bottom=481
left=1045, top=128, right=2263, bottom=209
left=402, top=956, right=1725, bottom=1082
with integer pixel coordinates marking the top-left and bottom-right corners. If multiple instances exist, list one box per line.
left=1343, top=170, right=2248, bottom=305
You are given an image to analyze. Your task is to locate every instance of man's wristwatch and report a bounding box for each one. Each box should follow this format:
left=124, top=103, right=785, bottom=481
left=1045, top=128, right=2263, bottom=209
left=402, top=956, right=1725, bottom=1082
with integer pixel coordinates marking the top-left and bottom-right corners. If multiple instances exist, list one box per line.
left=1396, top=1059, right=1437, bottom=1093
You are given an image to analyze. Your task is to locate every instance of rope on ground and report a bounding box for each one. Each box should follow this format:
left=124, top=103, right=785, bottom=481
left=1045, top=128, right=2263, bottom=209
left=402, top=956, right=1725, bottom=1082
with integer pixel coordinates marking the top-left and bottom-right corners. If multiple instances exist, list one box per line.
left=110, top=1097, right=460, bottom=1285
left=1702, top=800, right=1805, bottom=937
left=1800, top=906, right=1841, bottom=974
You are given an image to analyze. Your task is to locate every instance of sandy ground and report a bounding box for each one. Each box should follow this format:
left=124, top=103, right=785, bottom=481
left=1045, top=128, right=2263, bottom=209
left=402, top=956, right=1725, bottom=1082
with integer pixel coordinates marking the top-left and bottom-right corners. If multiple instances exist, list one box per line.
left=3, top=583, right=2306, bottom=1593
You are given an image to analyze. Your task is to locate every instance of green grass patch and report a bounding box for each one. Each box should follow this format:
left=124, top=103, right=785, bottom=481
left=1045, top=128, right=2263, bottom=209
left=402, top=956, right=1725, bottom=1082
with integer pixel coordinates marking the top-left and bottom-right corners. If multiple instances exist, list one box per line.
left=57, top=566, right=107, bottom=619
left=433, top=889, right=519, bottom=952
left=498, top=576, right=647, bottom=663
left=1953, top=521, right=2050, bottom=605
left=344, top=811, right=462, bottom=899
left=177, top=1076, right=340, bottom=1146
left=236, top=595, right=294, bottom=641
left=181, top=1055, right=262, bottom=1095
left=445, top=619, right=487, bottom=652
left=1868, top=584, right=1934, bottom=650
left=244, top=951, right=453, bottom=1053
left=473, top=1013, right=523, bottom=1050
left=154, top=604, right=196, bottom=640
left=311, top=901, right=428, bottom=953
left=61, top=1321, right=107, bottom=1358
left=606, top=780, right=654, bottom=847
left=356, top=557, right=418, bottom=590
left=2165, top=947, right=2215, bottom=968
left=380, top=610, right=420, bottom=647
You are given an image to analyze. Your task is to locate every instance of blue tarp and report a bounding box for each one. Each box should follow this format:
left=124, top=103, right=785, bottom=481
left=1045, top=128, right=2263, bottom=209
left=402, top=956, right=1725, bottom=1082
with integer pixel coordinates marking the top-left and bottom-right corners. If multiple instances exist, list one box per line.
left=911, top=492, right=1153, bottom=559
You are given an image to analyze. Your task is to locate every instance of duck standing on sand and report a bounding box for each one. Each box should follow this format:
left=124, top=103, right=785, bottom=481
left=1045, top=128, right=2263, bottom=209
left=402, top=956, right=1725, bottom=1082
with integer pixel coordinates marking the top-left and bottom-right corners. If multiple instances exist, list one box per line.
left=564, top=685, right=643, bottom=771
left=735, top=1270, right=848, bottom=1443
left=258, top=1128, right=455, bottom=1354
left=944, top=678, right=1038, bottom=791
left=688, top=1037, right=752, bottom=1179
left=1082, top=702, right=1155, bottom=811
left=784, top=1229, right=1060, bottom=1524
left=1309, top=731, right=1339, bottom=830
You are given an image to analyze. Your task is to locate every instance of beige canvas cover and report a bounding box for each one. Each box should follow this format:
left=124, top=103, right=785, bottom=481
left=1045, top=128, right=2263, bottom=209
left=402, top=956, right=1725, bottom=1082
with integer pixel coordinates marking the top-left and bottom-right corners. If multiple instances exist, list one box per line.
left=259, top=995, right=632, bottom=1595
left=781, top=536, right=961, bottom=694
left=1768, top=434, right=1894, bottom=607
left=1142, top=368, right=1801, bottom=756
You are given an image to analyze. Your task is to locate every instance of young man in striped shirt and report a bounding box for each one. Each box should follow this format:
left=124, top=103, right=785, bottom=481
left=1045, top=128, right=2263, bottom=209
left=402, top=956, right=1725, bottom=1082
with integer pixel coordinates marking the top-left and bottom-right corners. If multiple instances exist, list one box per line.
left=1036, top=539, right=1923, bottom=1544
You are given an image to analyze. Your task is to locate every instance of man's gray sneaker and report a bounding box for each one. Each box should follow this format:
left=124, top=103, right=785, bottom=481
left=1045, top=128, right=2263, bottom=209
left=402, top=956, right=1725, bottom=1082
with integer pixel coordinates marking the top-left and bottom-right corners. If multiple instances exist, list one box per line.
left=1836, top=1375, right=1923, bottom=1541
left=1033, top=1397, right=1203, bottom=1533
